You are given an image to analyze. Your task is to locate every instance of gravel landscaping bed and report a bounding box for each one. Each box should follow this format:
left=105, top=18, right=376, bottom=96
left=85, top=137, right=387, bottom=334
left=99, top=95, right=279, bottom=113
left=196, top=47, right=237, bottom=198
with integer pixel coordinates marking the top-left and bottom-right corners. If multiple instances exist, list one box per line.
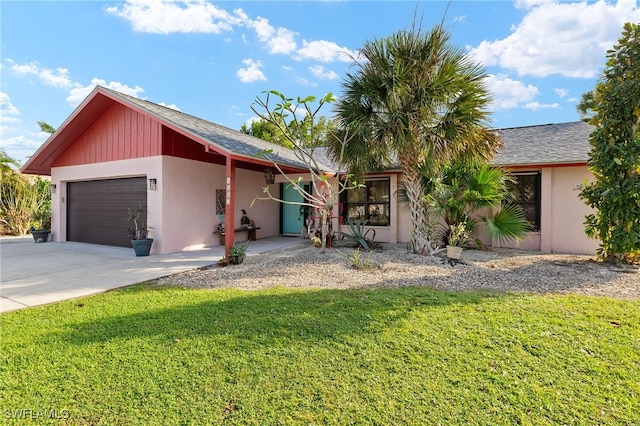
left=159, top=242, right=639, bottom=300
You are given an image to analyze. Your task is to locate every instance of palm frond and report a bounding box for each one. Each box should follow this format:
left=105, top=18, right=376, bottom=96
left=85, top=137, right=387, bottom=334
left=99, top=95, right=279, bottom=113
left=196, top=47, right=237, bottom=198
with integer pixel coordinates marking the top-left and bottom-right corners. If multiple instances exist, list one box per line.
left=481, top=203, right=530, bottom=246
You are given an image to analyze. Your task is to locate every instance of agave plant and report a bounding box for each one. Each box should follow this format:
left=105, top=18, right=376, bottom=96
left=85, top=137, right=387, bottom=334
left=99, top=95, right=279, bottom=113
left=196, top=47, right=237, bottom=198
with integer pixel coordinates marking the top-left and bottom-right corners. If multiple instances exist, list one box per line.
left=338, top=218, right=376, bottom=250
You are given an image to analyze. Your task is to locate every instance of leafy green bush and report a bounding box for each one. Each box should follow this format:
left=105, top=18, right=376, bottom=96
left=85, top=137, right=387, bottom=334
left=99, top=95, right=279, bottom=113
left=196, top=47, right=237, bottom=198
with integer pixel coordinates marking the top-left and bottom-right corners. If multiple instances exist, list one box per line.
left=0, top=150, right=51, bottom=235
left=1, top=177, right=35, bottom=235
left=1, top=176, right=51, bottom=235
left=577, top=23, right=640, bottom=265
left=31, top=178, right=52, bottom=231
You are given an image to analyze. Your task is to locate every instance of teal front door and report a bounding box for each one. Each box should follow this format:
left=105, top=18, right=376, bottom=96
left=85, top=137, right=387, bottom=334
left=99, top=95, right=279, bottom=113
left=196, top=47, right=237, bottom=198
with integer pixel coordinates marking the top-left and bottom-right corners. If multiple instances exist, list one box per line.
left=281, top=183, right=307, bottom=235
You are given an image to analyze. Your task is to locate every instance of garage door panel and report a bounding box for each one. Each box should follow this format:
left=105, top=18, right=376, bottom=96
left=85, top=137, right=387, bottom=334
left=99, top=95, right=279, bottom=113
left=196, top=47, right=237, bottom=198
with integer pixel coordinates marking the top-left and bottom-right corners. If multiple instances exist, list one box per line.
left=67, top=177, right=147, bottom=247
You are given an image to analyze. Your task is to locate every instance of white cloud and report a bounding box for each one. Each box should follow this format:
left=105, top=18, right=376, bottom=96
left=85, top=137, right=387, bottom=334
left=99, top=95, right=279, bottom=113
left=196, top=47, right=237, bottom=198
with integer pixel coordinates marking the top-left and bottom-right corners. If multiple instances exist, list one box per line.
left=243, top=116, right=261, bottom=127
left=297, top=77, right=315, bottom=86
left=554, top=88, right=569, bottom=99
left=7, top=57, right=148, bottom=109
left=0, top=124, right=19, bottom=138
left=236, top=59, right=267, bottom=83
left=7, top=59, right=147, bottom=110
left=10, top=62, right=74, bottom=88
left=308, top=65, right=338, bottom=80
left=0, top=118, right=20, bottom=128
left=158, top=102, right=181, bottom=111
left=250, top=16, right=274, bottom=41
left=10, top=61, right=39, bottom=76
left=514, top=0, right=554, bottom=9
left=246, top=16, right=297, bottom=54
left=524, top=101, right=560, bottom=111
left=0, top=134, right=44, bottom=150
left=67, top=78, right=145, bottom=107
left=453, top=15, right=466, bottom=23
left=470, top=0, right=640, bottom=78
left=105, top=0, right=244, bottom=34
left=0, top=92, right=20, bottom=118
left=109, top=0, right=360, bottom=68
left=267, top=28, right=298, bottom=55
left=296, top=40, right=355, bottom=63
left=39, top=67, right=73, bottom=88
left=485, top=74, right=539, bottom=110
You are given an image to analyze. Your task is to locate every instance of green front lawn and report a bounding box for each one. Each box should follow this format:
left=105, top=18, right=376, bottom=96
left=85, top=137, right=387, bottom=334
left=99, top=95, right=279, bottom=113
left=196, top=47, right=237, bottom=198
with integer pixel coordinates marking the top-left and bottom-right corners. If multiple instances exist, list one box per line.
left=1, top=285, right=638, bottom=425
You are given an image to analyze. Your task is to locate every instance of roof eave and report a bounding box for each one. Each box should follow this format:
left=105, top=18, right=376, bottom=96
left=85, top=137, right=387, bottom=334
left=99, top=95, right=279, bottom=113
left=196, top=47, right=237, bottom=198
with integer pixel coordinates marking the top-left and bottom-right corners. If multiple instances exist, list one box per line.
left=493, top=160, right=589, bottom=169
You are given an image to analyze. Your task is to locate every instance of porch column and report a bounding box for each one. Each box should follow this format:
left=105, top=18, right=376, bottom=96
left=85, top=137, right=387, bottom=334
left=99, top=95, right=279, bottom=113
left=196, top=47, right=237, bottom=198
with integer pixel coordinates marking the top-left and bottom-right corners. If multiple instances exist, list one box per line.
left=225, top=157, right=236, bottom=259
left=540, top=168, right=553, bottom=253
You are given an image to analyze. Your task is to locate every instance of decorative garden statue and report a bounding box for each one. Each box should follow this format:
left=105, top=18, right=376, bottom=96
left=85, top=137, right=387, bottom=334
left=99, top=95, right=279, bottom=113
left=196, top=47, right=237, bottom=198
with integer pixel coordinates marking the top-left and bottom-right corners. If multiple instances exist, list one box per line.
left=240, top=209, right=251, bottom=227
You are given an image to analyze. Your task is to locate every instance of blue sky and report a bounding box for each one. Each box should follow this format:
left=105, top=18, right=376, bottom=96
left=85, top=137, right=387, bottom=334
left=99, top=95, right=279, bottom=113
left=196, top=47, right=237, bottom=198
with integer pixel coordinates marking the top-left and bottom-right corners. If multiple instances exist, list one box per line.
left=1, top=0, right=638, bottom=166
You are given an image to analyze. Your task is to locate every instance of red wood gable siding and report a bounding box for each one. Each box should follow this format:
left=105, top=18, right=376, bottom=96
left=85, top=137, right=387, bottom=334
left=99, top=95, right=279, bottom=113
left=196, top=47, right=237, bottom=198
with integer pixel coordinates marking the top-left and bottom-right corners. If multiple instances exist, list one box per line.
left=53, top=103, right=161, bottom=167
left=161, top=127, right=226, bottom=165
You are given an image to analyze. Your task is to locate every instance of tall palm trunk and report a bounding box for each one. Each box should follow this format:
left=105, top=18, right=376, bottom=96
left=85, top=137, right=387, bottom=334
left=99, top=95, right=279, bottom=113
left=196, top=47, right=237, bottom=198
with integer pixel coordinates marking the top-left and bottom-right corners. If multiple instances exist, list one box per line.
left=400, top=157, right=433, bottom=254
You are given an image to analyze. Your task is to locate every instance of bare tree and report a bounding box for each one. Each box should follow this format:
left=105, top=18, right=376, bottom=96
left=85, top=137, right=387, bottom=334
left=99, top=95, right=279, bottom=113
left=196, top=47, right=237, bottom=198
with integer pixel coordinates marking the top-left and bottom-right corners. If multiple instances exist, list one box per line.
left=250, top=91, right=363, bottom=253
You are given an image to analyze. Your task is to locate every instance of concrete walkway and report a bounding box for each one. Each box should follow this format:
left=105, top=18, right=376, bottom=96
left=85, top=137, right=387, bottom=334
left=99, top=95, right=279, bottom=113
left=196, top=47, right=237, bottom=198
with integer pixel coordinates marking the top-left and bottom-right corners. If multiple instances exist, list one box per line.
left=0, top=236, right=303, bottom=313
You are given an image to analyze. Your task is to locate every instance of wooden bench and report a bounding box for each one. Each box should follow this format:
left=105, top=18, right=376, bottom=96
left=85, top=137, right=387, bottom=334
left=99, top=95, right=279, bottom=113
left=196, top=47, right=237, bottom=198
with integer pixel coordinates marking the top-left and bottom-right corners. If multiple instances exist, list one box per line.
left=214, top=227, right=261, bottom=245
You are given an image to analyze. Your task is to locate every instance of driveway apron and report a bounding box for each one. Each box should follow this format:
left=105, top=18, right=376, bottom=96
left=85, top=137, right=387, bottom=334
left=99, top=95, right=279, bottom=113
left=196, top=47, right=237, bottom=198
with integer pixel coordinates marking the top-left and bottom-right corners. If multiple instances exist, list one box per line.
left=0, top=236, right=302, bottom=313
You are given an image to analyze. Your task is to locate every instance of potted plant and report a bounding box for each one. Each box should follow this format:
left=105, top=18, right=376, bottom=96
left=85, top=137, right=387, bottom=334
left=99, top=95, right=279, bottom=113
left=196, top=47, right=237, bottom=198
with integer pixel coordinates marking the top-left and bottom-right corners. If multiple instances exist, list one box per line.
left=229, top=242, right=248, bottom=264
left=30, top=206, right=51, bottom=243
left=446, top=222, right=469, bottom=260
left=127, top=205, right=153, bottom=256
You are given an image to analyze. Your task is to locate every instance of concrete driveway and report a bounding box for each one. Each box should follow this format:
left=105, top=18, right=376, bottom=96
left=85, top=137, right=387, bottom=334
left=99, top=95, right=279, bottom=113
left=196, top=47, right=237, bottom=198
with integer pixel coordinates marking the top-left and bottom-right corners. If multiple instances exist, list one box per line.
left=0, top=236, right=302, bottom=313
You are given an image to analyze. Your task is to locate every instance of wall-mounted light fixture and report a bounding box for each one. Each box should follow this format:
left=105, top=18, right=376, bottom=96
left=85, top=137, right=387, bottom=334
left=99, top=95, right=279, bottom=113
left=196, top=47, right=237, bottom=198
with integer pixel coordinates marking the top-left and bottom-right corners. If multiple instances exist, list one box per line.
left=149, top=178, right=157, bottom=190
left=264, top=168, right=275, bottom=185
left=50, top=183, right=57, bottom=194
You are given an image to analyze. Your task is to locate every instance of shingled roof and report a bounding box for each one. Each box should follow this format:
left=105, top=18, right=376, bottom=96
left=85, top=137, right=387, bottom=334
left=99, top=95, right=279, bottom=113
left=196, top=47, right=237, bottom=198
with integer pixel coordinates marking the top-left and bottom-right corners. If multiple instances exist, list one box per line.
left=316, top=121, right=594, bottom=172
left=492, top=121, right=593, bottom=166
left=99, top=87, right=328, bottom=171
left=22, top=86, right=336, bottom=175
left=22, top=85, right=593, bottom=176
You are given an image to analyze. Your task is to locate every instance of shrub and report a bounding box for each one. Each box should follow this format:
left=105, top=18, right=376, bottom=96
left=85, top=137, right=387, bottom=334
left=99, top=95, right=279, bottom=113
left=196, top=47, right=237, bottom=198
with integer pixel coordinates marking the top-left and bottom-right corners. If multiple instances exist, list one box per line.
left=1, top=176, right=50, bottom=235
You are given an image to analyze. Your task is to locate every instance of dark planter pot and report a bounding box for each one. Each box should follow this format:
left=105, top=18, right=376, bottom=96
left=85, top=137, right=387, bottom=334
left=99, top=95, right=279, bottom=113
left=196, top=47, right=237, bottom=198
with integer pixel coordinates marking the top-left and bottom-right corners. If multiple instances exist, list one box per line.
left=31, top=230, right=50, bottom=243
left=131, top=238, right=154, bottom=256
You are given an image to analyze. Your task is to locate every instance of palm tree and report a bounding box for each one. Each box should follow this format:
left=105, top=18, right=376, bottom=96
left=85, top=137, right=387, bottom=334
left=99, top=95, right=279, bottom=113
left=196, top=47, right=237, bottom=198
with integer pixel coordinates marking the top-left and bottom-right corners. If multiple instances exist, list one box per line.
left=0, top=148, right=21, bottom=175
left=332, top=20, right=501, bottom=254
left=426, top=163, right=530, bottom=247
left=37, top=120, right=56, bottom=134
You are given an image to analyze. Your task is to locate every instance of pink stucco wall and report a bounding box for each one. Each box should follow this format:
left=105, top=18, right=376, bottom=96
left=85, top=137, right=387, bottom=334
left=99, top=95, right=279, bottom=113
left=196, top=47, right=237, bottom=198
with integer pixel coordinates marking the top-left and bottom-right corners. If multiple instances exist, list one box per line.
left=158, top=156, right=280, bottom=253
left=51, top=156, right=280, bottom=254
left=493, top=166, right=598, bottom=255
left=389, top=166, right=598, bottom=255
left=160, top=156, right=220, bottom=253
left=543, top=166, right=598, bottom=254
left=51, top=158, right=599, bottom=255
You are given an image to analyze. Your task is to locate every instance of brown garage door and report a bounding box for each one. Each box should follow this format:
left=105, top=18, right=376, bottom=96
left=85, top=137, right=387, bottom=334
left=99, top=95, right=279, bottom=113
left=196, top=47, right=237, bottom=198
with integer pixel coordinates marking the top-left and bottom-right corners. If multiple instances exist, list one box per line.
left=67, top=177, right=147, bottom=247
